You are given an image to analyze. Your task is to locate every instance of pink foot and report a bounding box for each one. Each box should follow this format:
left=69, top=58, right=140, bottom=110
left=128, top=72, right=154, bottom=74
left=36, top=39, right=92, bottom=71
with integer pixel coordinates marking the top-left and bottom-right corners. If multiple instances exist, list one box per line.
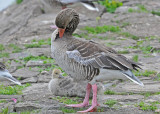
left=66, top=83, right=91, bottom=108
left=77, top=104, right=98, bottom=113
left=78, top=84, right=99, bottom=113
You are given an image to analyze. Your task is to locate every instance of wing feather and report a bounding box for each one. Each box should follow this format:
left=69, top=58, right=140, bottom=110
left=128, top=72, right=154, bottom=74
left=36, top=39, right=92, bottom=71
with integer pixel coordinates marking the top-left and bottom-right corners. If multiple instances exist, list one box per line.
left=67, top=39, right=141, bottom=71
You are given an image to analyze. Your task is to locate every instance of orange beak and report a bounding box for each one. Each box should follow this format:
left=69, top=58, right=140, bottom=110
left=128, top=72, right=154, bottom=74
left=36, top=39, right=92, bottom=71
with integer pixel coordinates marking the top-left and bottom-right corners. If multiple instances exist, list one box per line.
left=58, top=28, right=65, bottom=38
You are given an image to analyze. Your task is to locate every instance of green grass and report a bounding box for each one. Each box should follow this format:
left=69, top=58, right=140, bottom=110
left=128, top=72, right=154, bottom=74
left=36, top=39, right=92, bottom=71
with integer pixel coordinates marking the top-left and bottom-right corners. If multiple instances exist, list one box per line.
left=132, top=55, right=139, bottom=62
left=121, top=22, right=130, bottom=28
left=22, top=55, right=54, bottom=63
left=118, top=50, right=129, bottom=54
left=128, top=5, right=148, bottom=13
left=106, top=42, right=120, bottom=47
left=83, top=25, right=121, bottom=34
left=25, top=38, right=51, bottom=48
left=8, top=44, right=22, bottom=53
left=1, top=107, right=8, bottom=114
left=0, top=44, right=5, bottom=51
left=104, top=89, right=116, bottom=95
left=138, top=101, right=159, bottom=111
left=53, top=96, right=80, bottom=104
left=73, top=33, right=91, bottom=40
left=119, top=32, right=139, bottom=40
left=134, top=70, right=157, bottom=77
left=16, top=0, right=23, bottom=4
left=104, top=99, right=117, bottom=107
left=60, top=107, right=77, bottom=113
left=25, top=43, right=41, bottom=48
left=98, top=0, right=123, bottom=13
left=0, top=100, right=7, bottom=103
left=0, top=53, right=9, bottom=58
left=0, top=83, right=31, bottom=95
left=152, top=10, right=160, bottom=16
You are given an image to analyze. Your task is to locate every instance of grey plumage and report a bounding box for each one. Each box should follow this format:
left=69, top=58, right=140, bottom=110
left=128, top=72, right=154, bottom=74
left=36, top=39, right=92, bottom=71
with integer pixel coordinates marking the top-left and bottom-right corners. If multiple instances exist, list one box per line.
left=51, top=8, right=143, bottom=86
left=0, top=62, right=21, bottom=85
left=48, top=69, right=88, bottom=97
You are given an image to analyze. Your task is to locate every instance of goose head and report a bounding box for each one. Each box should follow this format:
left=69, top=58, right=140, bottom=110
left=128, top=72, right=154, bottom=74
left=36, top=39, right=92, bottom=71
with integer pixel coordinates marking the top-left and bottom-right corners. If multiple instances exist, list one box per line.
left=52, top=69, right=64, bottom=79
left=55, top=8, right=79, bottom=38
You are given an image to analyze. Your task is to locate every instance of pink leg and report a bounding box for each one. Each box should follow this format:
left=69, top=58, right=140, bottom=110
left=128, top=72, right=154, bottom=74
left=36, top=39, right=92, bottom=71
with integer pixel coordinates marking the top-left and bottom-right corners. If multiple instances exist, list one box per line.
left=66, top=83, right=91, bottom=107
left=78, top=84, right=99, bottom=113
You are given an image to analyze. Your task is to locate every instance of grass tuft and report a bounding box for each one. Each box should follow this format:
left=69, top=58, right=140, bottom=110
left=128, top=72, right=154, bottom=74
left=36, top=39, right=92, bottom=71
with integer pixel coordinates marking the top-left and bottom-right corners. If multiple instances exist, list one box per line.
left=0, top=44, right=5, bottom=51
left=104, top=89, right=116, bottom=95
left=16, top=0, right=23, bottom=4
left=0, top=83, right=31, bottom=95
left=98, top=0, right=123, bottom=13
left=83, top=25, right=121, bottom=34
left=104, top=99, right=117, bottom=107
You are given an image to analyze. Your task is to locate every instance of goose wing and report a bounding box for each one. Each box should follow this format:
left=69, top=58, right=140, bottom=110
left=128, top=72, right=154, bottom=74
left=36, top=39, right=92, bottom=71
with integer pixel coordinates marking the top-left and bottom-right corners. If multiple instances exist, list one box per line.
left=67, top=40, right=141, bottom=71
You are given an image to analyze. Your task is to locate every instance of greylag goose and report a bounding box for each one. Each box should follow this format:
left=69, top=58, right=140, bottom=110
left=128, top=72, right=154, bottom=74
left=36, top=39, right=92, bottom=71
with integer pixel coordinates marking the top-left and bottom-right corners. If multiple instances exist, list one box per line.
left=51, top=8, right=144, bottom=113
left=48, top=69, right=64, bottom=94
left=0, top=62, right=21, bottom=85
left=48, top=68, right=90, bottom=97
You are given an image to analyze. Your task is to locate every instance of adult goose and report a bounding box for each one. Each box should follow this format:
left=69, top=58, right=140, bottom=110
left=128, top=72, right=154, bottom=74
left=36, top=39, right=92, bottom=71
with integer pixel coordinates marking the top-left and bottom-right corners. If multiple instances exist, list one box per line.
left=51, top=8, right=144, bottom=113
left=0, top=62, right=21, bottom=85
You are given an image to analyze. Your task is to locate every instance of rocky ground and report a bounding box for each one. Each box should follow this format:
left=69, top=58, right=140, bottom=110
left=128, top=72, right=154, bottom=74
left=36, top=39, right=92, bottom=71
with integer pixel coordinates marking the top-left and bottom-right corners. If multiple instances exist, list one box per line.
left=0, top=0, right=160, bottom=113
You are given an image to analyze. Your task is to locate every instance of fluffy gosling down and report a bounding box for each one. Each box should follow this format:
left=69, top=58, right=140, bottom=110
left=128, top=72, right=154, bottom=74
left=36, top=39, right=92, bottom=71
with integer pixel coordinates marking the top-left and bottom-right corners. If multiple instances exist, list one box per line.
left=48, top=69, right=64, bottom=94
left=0, top=62, right=21, bottom=85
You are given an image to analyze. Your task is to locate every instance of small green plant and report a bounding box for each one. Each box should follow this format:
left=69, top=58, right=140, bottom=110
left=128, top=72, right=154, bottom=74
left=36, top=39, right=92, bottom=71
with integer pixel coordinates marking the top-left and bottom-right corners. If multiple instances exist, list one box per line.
left=138, top=101, right=158, bottom=111
left=119, top=32, right=139, bottom=40
left=152, top=10, right=160, bottom=16
left=60, top=107, right=77, bottom=113
left=0, top=100, right=7, bottom=103
left=0, top=44, right=5, bottom=51
left=0, top=83, right=31, bottom=95
left=128, top=5, right=148, bottom=13
left=132, top=55, right=139, bottom=62
left=8, top=44, right=22, bottom=53
left=53, top=96, right=80, bottom=104
left=25, top=38, right=51, bottom=48
left=0, top=53, right=9, bottom=58
left=1, top=107, right=8, bottom=114
left=104, top=99, right=117, bottom=107
left=134, top=70, right=157, bottom=77
left=83, top=25, right=121, bottom=34
left=25, top=43, right=41, bottom=48
left=16, top=0, right=23, bottom=4
left=104, top=89, right=116, bottom=95
left=118, top=50, right=129, bottom=54
left=98, top=0, right=123, bottom=13
left=121, top=22, right=130, bottom=28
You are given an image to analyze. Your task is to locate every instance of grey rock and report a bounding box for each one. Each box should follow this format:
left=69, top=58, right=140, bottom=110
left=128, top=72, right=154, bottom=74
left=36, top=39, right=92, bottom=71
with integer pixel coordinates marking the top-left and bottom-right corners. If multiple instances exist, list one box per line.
left=115, top=6, right=138, bottom=13
left=21, top=77, right=38, bottom=84
left=39, top=110, right=63, bottom=114
left=27, top=48, right=51, bottom=57
left=98, top=95, right=144, bottom=104
left=110, top=77, right=160, bottom=93
left=26, top=60, right=51, bottom=67
left=15, top=101, right=45, bottom=112
left=12, top=68, right=40, bottom=79
left=9, top=52, right=30, bottom=60
left=0, top=95, right=23, bottom=102
left=38, top=74, right=51, bottom=83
